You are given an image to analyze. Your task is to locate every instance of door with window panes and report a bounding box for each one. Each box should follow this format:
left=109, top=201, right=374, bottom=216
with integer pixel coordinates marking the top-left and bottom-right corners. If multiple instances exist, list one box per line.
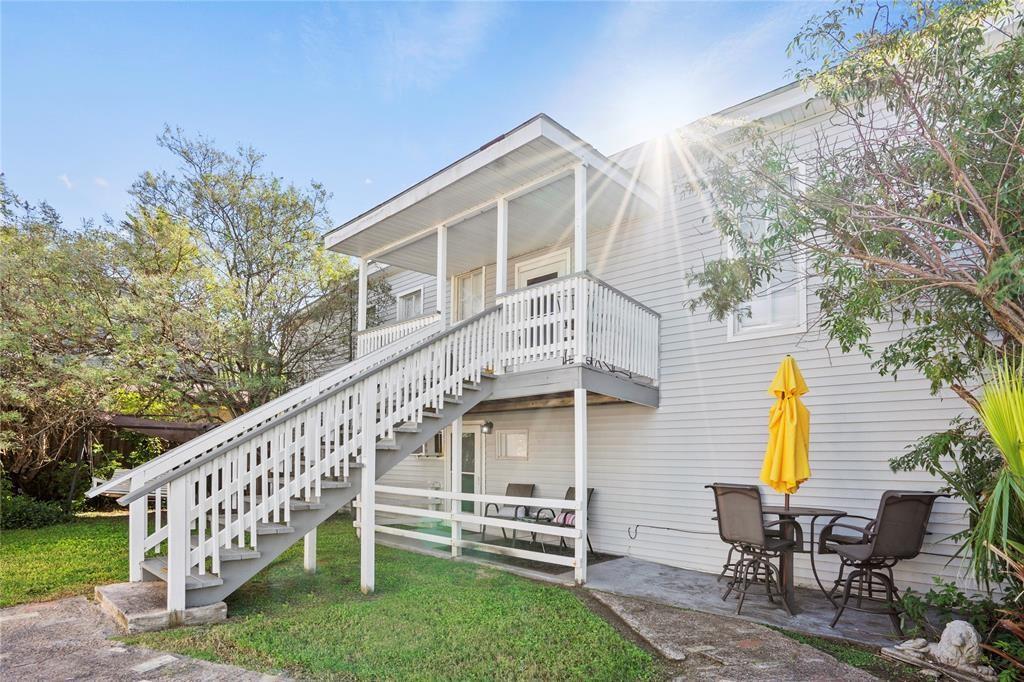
left=454, top=269, right=484, bottom=322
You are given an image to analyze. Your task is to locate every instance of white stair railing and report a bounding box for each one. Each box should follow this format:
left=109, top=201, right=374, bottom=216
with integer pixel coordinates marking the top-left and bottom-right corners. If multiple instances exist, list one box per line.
left=89, top=320, right=442, bottom=505
left=113, top=306, right=501, bottom=611
left=356, top=312, right=442, bottom=358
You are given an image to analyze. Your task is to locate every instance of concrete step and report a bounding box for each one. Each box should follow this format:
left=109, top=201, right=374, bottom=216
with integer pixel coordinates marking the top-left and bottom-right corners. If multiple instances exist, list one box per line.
left=96, top=582, right=226, bottom=634
left=140, top=557, right=224, bottom=590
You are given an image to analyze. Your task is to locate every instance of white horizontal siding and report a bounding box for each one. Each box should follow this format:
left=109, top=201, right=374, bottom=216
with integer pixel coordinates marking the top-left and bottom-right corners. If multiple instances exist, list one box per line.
left=349, top=104, right=972, bottom=594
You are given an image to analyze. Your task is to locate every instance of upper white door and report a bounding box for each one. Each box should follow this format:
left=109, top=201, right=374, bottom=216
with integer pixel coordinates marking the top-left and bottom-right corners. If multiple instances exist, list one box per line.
left=513, top=247, right=571, bottom=289
left=453, top=268, right=485, bottom=322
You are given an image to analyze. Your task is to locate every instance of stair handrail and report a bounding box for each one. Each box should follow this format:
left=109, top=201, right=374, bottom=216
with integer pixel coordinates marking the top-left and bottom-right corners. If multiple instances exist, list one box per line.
left=115, top=303, right=503, bottom=507
left=88, top=316, right=443, bottom=500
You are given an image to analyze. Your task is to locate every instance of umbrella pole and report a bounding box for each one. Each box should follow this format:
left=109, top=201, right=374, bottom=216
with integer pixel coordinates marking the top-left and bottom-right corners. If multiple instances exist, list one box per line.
left=784, top=493, right=790, bottom=510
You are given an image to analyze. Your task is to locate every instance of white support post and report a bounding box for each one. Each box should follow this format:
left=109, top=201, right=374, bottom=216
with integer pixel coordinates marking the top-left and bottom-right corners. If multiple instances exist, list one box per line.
left=495, top=197, right=508, bottom=375
left=303, top=528, right=317, bottom=574
left=356, top=257, right=368, bottom=333
left=166, top=476, right=189, bottom=612
left=359, top=382, right=376, bottom=594
left=128, top=472, right=146, bottom=582
left=573, top=163, right=589, bottom=366
left=450, top=419, right=463, bottom=558
left=573, top=163, right=588, bottom=273
left=353, top=258, right=368, bottom=528
left=436, top=224, right=448, bottom=326
left=496, top=197, right=508, bottom=296
left=573, top=387, right=588, bottom=585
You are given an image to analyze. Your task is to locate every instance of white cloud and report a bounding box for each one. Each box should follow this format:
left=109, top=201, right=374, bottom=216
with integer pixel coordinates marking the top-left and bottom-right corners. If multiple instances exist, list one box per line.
left=299, top=3, right=502, bottom=94
left=364, top=178, right=373, bottom=185
left=57, top=174, right=73, bottom=190
left=93, top=176, right=109, bottom=188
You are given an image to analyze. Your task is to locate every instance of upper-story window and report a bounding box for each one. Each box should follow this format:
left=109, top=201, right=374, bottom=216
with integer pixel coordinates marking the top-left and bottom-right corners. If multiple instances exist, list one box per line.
left=396, top=286, right=424, bottom=322
left=727, top=179, right=806, bottom=341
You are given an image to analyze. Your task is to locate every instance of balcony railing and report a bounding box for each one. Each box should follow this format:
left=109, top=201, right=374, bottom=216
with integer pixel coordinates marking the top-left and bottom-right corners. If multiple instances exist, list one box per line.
left=498, top=272, right=659, bottom=383
left=356, top=312, right=443, bottom=358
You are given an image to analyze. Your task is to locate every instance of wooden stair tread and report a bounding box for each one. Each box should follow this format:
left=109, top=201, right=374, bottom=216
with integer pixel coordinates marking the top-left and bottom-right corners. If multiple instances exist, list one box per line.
left=190, top=538, right=260, bottom=561
left=140, top=557, right=224, bottom=589
left=208, top=516, right=295, bottom=535
left=241, top=496, right=325, bottom=511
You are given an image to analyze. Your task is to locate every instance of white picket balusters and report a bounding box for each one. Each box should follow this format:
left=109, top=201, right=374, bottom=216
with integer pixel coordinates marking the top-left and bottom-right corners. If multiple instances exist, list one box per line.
left=497, top=273, right=659, bottom=382
left=355, top=312, right=442, bottom=358
left=120, top=306, right=500, bottom=611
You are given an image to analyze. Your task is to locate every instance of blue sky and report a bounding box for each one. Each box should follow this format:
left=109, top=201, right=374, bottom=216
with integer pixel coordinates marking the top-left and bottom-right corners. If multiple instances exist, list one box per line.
left=2, top=1, right=824, bottom=230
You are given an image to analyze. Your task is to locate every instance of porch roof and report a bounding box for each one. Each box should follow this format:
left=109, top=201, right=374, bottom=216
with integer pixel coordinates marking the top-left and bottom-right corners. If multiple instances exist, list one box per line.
left=324, top=114, right=658, bottom=276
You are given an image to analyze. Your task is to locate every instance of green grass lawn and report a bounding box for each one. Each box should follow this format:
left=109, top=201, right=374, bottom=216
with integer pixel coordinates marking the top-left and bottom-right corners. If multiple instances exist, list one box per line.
left=1, top=512, right=129, bottom=607
left=3, top=512, right=656, bottom=681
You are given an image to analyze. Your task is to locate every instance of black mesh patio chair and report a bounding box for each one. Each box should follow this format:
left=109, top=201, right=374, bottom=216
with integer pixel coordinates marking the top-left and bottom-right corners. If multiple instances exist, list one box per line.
left=707, top=483, right=798, bottom=616
left=482, top=483, right=535, bottom=544
left=532, top=487, right=595, bottom=554
left=816, top=490, right=946, bottom=634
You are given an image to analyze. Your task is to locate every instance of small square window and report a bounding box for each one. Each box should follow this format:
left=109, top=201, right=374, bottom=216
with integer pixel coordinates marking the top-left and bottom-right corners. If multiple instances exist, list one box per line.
left=496, top=430, right=528, bottom=460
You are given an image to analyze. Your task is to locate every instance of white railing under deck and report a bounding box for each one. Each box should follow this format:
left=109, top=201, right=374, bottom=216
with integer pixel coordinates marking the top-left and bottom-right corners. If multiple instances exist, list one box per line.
left=365, top=485, right=582, bottom=569
left=356, top=312, right=442, bottom=358
left=498, top=272, right=660, bottom=383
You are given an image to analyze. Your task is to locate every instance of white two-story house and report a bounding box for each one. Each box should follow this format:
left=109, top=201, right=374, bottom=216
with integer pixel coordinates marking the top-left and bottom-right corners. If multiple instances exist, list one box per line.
left=332, top=87, right=967, bottom=595
left=90, top=81, right=967, bottom=626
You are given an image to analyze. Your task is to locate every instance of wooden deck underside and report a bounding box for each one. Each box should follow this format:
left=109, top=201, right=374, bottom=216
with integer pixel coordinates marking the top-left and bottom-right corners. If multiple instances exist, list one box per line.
left=469, top=365, right=659, bottom=413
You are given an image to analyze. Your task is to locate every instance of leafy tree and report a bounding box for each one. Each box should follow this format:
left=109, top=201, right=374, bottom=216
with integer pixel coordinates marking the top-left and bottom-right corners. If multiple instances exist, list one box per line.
left=687, top=0, right=1023, bottom=581
left=125, top=128, right=391, bottom=418
left=0, top=181, right=154, bottom=495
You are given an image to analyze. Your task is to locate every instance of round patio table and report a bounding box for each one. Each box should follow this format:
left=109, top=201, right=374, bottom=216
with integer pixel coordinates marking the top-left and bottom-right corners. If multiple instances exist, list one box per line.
left=761, top=505, right=846, bottom=615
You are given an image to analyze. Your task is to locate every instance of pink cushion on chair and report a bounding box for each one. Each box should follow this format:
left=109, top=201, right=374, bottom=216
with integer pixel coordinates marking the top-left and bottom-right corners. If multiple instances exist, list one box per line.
left=553, top=511, right=575, bottom=526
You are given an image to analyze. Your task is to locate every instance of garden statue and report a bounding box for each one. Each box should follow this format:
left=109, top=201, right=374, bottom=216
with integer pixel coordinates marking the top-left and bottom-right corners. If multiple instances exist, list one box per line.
left=890, top=620, right=996, bottom=681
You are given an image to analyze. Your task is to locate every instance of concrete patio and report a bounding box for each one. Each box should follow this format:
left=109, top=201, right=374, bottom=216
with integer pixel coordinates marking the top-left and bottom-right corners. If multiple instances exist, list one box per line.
left=573, top=557, right=903, bottom=648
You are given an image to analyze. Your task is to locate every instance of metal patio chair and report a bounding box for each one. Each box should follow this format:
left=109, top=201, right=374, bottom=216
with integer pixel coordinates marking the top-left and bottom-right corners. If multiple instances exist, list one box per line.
left=816, top=490, right=946, bottom=634
left=707, top=483, right=798, bottom=616
left=482, top=483, right=535, bottom=544
left=531, top=487, right=595, bottom=554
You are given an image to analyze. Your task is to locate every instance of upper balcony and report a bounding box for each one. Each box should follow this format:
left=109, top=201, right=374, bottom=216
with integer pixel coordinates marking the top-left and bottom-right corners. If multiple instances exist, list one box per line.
left=327, top=114, right=661, bottom=407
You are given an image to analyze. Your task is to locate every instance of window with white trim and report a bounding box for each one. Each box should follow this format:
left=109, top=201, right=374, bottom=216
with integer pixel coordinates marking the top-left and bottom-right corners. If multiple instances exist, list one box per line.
left=727, top=178, right=806, bottom=340
left=496, top=429, right=528, bottom=460
left=396, top=287, right=423, bottom=322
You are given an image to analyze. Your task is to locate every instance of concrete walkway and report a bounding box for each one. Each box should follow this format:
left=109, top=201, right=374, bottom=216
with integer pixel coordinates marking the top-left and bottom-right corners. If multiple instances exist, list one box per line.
left=0, top=597, right=283, bottom=681
left=591, top=591, right=877, bottom=681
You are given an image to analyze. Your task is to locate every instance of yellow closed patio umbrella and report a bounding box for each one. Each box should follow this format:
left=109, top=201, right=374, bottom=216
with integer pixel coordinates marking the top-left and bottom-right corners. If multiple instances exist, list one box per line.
left=760, top=355, right=811, bottom=503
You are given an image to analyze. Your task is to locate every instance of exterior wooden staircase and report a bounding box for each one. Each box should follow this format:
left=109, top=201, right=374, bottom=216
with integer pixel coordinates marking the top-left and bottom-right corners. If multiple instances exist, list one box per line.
left=88, top=307, right=500, bottom=613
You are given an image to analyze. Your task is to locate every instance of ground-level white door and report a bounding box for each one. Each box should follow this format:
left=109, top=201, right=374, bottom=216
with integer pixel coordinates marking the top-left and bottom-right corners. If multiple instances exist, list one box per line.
left=445, top=423, right=484, bottom=527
